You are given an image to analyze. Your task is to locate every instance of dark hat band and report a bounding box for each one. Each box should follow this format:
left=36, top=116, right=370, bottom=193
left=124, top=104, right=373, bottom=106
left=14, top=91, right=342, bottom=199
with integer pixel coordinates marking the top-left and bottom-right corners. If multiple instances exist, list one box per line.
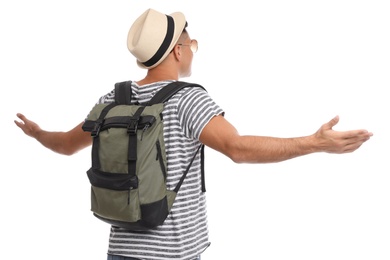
left=142, top=15, right=174, bottom=67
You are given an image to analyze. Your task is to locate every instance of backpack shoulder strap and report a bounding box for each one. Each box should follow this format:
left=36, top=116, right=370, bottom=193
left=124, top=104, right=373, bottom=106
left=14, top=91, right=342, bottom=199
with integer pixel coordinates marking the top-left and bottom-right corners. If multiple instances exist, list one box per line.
left=147, top=81, right=206, bottom=105
left=149, top=81, right=207, bottom=193
left=115, top=80, right=132, bottom=105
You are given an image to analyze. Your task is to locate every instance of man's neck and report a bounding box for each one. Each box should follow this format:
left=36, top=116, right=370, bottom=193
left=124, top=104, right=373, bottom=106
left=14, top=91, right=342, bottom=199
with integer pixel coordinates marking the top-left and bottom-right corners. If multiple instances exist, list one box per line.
left=136, top=67, right=179, bottom=86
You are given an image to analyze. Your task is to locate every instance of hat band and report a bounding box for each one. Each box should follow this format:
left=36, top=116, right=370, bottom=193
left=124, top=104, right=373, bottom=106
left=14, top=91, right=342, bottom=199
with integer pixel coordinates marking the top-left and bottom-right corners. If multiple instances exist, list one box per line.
left=142, top=15, right=174, bottom=67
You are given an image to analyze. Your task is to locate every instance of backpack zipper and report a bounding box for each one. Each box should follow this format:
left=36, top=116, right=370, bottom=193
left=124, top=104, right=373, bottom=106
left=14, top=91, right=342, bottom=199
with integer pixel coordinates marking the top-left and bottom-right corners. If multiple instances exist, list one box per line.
left=155, top=140, right=167, bottom=180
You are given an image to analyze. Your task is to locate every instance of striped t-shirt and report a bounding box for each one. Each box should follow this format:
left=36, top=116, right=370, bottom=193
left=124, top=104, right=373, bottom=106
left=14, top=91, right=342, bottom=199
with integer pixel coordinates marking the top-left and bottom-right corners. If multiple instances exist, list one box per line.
left=95, top=80, right=224, bottom=260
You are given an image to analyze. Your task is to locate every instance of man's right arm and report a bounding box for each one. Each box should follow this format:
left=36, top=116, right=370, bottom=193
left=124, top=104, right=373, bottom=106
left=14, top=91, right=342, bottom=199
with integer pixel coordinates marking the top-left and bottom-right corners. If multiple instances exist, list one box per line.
left=14, top=113, right=92, bottom=156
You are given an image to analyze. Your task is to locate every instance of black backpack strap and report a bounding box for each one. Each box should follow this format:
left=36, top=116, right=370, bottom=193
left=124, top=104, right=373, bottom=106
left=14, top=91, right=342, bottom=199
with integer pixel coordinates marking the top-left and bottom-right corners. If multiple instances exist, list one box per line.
left=150, top=81, right=207, bottom=193
left=127, top=106, right=145, bottom=178
left=147, top=81, right=205, bottom=105
left=173, top=144, right=204, bottom=193
left=200, top=145, right=206, bottom=192
left=115, top=81, right=132, bottom=105
left=90, top=102, right=117, bottom=169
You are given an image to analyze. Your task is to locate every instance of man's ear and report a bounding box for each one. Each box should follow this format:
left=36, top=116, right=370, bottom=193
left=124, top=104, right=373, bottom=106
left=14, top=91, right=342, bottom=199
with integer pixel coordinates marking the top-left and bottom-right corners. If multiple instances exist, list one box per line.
left=172, top=45, right=182, bottom=61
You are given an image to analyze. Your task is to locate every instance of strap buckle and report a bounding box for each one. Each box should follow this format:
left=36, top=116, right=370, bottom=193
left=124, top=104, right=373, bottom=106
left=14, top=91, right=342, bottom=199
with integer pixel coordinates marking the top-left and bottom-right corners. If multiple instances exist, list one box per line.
left=127, top=119, right=138, bottom=135
left=91, top=119, right=104, bottom=137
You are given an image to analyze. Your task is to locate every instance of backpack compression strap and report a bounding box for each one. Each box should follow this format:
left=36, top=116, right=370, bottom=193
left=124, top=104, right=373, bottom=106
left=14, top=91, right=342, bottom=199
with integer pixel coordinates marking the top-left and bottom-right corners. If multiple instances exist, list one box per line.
left=114, top=80, right=147, bottom=178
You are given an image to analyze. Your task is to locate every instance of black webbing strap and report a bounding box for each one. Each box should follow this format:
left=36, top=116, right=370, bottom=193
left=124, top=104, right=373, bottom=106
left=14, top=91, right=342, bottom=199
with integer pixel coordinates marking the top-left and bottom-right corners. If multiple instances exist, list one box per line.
left=173, top=144, right=204, bottom=193
left=91, top=102, right=117, bottom=169
left=113, top=80, right=146, bottom=178
left=127, top=106, right=145, bottom=177
left=200, top=145, right=206, bottom=192
left=115, top=81, right=132, bottom=105
left=147, top=81, right=205, bottom=105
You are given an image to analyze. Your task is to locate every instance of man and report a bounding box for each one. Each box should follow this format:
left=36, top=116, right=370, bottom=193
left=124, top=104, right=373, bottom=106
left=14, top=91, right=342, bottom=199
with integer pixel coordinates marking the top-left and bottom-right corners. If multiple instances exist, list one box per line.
left=14, top=8, right=372, bottom=260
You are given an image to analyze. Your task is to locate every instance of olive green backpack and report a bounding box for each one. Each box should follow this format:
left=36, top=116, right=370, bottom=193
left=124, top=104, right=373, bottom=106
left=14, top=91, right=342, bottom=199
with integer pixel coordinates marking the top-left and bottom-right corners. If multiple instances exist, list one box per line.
left=82, top=81, right=205, bottom=231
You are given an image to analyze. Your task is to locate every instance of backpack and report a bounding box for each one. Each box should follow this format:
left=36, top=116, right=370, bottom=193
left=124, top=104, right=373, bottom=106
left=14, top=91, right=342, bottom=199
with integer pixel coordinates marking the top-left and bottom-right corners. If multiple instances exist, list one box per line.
left=82, top=80, right=206, bottom=231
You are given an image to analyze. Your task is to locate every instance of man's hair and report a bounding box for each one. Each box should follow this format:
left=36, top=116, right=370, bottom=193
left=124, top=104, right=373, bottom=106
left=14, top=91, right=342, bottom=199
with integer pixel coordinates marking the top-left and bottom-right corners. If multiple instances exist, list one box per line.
left=178, top=29, right=188, bottom=42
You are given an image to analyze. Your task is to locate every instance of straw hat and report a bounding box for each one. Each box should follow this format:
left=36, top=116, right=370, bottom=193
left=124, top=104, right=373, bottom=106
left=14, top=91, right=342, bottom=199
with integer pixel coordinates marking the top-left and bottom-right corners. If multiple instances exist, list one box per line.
left=127, top=8, right=187, bottom=69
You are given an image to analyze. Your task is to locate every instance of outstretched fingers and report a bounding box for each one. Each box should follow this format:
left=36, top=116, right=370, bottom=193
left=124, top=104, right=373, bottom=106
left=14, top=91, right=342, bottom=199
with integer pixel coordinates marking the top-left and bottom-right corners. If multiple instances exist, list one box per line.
left=14, top=113, right=41, bottom=138
left=336, top=129, right=373, bottom=153
left=316, top=116, right=373, bottom=154
left=14, top=113, right=26, bottom=125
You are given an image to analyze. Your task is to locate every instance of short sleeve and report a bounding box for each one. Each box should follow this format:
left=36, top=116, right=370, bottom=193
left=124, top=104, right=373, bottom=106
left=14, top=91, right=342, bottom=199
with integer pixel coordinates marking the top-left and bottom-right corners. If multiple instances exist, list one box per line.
left=176, top=87, right=224, bottom=140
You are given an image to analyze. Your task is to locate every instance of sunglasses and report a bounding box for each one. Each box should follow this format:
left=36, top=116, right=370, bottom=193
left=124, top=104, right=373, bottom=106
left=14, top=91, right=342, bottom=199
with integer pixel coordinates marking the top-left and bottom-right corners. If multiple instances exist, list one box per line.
left=177, top=39, right=198, bottom=53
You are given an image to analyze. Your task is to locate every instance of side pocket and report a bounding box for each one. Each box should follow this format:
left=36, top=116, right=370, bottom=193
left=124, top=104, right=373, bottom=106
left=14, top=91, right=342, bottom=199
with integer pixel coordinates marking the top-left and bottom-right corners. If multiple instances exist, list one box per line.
left=91, top=186, right=141, bottom=223
left=87, top=168, right=142, bottom=224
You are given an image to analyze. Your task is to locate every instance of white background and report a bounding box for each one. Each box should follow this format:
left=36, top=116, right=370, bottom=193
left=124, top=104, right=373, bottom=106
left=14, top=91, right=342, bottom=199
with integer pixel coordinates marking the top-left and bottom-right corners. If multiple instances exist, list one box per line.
left=1, top=0, right=389, bottom=259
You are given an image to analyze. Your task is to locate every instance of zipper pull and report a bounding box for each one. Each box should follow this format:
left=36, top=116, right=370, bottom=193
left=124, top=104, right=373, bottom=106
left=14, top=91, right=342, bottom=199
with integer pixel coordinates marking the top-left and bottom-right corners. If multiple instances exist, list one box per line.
left=140, top=124, right=149, bottom=140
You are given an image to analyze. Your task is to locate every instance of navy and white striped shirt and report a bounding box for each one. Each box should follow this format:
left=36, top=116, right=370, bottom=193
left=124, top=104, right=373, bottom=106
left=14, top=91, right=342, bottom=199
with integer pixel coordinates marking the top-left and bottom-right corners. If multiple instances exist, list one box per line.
left=95, top=80, right=224, bottom=260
